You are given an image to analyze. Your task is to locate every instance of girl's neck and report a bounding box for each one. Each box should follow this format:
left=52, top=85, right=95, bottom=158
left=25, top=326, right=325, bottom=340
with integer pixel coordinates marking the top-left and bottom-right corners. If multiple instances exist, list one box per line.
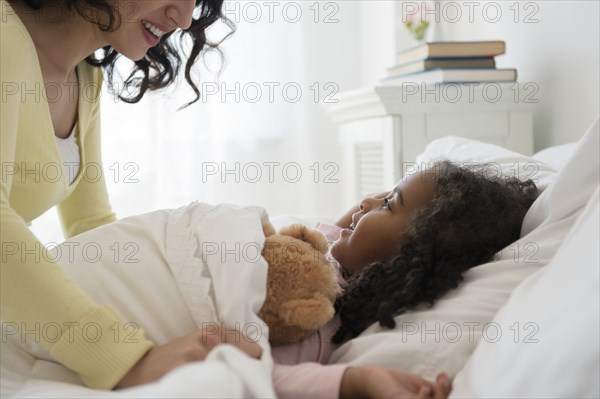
left=7, top=0, right=108, bottom=79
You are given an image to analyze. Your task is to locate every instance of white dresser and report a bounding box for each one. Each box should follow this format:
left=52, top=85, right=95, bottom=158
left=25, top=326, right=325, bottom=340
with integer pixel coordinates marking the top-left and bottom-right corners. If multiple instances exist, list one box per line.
left=326, top=83, right=535, bottom=208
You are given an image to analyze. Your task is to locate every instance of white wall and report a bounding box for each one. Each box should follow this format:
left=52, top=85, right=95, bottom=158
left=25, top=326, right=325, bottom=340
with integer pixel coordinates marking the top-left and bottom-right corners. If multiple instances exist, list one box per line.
left=357, top=1, right=398, bottom=86
left=393, top=0, right=599, bottom=149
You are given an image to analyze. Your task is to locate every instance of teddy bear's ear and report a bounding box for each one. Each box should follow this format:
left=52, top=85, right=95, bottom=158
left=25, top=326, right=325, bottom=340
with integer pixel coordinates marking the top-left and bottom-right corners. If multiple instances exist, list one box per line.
left=278, top=224, right=329, bottom=255
left=262, top=222, right=276, bottom=237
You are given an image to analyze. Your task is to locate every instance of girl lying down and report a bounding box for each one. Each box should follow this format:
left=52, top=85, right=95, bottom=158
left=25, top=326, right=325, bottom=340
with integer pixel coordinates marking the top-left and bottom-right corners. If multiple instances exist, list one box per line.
left=152, top=160, right=537, bottom=398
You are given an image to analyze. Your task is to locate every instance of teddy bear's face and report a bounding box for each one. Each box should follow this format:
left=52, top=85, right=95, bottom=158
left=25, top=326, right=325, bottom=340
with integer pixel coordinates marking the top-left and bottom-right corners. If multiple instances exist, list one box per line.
left=258, top=224, right=339, bottom=346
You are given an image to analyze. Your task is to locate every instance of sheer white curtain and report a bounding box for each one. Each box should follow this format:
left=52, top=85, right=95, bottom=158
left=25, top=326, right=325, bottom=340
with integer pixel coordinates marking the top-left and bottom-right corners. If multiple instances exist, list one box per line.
left=32, top=1, right=367, bottom=244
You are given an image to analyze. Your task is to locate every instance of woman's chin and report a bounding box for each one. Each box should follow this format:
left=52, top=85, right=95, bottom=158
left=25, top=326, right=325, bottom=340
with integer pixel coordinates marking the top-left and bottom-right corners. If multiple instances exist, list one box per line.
left=112, top=44, right=148, bottom=62
left=124, top=51, right=147, bottom=62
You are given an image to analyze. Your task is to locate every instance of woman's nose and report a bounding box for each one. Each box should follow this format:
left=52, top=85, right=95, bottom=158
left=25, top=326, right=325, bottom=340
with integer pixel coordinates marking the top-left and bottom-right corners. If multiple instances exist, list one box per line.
left=166, top=0, right=196, bottom=30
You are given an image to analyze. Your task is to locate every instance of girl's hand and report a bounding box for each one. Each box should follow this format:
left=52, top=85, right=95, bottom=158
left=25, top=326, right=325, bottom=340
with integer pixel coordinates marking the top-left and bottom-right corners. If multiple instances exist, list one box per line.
left=114, top=323, right=261, bottom=389
left=340, top=365, right=451, bottom=399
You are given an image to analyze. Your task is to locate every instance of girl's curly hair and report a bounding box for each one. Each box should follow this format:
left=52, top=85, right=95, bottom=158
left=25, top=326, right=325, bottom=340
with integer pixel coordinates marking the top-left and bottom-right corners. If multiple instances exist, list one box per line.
left=20, top=0, right=234, bottom=107
left=333, top=161, right=539, bottom=343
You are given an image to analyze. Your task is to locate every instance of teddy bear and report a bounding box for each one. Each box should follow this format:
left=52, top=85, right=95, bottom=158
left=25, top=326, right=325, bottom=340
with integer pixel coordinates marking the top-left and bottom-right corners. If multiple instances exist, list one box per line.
left=258, top=222, right=339, bottom=346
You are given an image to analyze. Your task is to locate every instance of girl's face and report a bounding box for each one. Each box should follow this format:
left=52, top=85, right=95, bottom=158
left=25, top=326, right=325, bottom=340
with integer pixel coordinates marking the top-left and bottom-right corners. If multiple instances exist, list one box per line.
left=330, top=170, right=435, bottom=276
left=101, top=0, right=197, bottom=61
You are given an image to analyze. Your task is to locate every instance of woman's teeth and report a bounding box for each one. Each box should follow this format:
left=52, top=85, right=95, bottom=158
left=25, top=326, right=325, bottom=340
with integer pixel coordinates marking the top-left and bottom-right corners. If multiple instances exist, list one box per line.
left=143, top=21, right=165, bottom=39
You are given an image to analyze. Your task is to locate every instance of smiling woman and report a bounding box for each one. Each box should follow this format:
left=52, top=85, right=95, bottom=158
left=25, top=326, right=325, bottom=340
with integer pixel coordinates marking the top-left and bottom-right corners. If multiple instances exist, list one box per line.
left=98, top=0, right=234, bottom=105
left=0, top=0, right=232, bottom=392
left=14, top=0, right=234, bottom=105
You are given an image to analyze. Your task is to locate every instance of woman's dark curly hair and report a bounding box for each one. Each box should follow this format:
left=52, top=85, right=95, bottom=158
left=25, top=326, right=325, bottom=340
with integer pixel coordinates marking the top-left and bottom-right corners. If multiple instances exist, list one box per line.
left=19, top=0, right=234, bottom=107
left=333, top=160, right=539, bottom=343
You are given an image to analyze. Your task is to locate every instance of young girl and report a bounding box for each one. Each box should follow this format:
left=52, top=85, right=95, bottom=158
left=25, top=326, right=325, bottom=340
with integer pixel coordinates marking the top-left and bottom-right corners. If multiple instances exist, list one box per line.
left=267, top=160, right=538, bottom=398
left=1, top=0, right=231, bottom=390
left=332, top=160, right=539, bottom=342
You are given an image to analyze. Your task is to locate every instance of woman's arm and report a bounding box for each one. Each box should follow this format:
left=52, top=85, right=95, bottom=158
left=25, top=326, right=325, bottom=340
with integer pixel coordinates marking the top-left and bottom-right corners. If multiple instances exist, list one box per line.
left=0, top=166, right=155, bottom=390
left=0, top=32, right=153, bottom=389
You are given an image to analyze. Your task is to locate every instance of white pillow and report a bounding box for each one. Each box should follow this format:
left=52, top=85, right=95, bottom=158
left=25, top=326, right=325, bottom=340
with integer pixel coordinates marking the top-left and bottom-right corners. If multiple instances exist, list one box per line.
left=533, top=142, right=577, bottom=171
left=413, top=135, right=558, bottom=191
left=450, top=119, right=599, bottom=398
left=328, top=132, right=582, bottom=381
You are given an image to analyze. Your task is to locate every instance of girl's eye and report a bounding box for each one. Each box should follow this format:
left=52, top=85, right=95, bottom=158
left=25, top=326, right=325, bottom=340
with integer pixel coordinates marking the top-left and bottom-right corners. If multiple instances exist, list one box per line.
left=383, top=197, right=391, bottom=210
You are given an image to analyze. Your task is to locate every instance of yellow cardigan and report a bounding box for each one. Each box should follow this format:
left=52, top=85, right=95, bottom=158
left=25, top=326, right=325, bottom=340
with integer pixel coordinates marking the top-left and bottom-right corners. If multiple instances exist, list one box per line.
left=1, top=0, right=153, bottom=389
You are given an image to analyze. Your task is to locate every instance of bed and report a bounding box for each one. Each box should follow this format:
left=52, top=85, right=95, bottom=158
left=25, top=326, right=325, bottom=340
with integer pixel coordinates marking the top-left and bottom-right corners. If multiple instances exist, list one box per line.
left=1, top=119, right=598, bottom=398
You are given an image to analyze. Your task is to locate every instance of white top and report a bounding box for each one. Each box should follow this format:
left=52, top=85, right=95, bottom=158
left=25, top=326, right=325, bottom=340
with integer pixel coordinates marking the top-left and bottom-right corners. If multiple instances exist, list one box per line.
left=55, top=124, right=80, bottom=185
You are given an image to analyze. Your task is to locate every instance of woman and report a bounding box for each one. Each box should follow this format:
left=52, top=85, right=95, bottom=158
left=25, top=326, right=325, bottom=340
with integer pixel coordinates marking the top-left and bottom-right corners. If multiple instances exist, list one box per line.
left=0, top=0, right=231, bottom=390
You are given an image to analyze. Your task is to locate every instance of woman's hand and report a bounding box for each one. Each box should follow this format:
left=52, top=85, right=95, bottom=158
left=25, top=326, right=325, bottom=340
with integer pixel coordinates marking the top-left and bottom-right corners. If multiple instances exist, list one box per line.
left=340, top=365, right=451, bottom=399
left=114, top=323, right=262, bottom=390
left=203, top=322, right=262, bottom=359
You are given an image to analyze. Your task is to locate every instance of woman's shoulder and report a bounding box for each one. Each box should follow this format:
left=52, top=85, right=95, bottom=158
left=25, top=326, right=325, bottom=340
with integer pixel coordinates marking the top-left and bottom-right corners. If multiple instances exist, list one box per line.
left=77, top=61, right=103, bottom=90
left=76, top=61, right=104, bottom=120
left=1, top=0, right=37, bottom=68
left=1, top=0, right=32, bottom=41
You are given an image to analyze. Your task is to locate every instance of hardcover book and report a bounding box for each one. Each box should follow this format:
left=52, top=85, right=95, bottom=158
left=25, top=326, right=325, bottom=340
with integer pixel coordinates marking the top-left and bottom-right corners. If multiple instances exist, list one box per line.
left=388, top=58, right=496, bottom=77
left=398, top=41, right=506, bottom=65
left=381, top=68, right=517, bottom=84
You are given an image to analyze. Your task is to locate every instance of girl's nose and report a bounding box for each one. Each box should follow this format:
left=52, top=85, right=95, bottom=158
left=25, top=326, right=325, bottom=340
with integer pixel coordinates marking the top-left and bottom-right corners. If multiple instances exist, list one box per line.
left=359, top=196, right=383, bottom=213
left=166, top=0, right=196, bottom=30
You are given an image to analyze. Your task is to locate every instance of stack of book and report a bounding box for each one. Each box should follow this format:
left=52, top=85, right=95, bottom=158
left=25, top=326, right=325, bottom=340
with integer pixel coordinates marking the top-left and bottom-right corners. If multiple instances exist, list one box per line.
left=382, top=41, right=517, bottom=84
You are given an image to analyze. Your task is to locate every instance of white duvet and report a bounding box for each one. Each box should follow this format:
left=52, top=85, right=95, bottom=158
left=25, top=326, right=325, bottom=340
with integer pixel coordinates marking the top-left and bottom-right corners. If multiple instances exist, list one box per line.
left=1, top=203, right=276, bottom=398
